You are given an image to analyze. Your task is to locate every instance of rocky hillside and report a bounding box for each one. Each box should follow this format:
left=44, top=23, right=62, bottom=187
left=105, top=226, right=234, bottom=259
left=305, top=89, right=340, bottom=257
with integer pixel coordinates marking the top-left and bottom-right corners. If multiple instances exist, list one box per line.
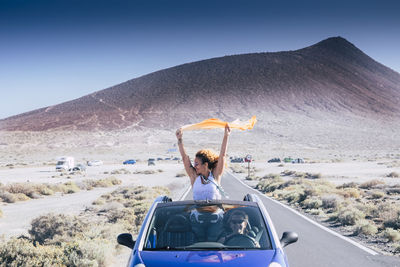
left=1, top=37, right=399, bottom=131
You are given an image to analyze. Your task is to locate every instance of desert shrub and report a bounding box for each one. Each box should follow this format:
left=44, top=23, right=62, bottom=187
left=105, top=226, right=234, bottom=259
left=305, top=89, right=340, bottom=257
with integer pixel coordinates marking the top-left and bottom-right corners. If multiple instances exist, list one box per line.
left=370, top=190, right=385, bottom=199
left=0, top=238, right=65, bottom=267
left=0, top=209, right=2, bottom=218
left=111, top=168, right=131, bottom=175
left=256, top=177, right=283, bottom=193
left=308, top=209, right=321, bottom=215
left=92, top=199, right=105, bottom=205
left=0, top=191, right=17, bottom=203
left=386, top=186, right=400, bottom=195
left=4, top=183, right=38, bottom=199
left=134, top=170, right=157, bottom=175
left=35, top=185, right=54, bottom=196
left=302, top=197, right=322, bottom=210
left=29, top=213, right=89, bottom=245
left=359, top=179, right=385, bottom=189
left=63, top=239, right=114, bottom=267
left=387, top=172, right=399, bottom=178
left=337, top=207, right=365, bottom=226
left=394, top=244, right=400, bottom=254
left=305, top=172, right=322, bottom=179
left=339, top=188, right=361, bottom=199
left=81, top=177, right=122, bottom=190
left=353, top=220, right=378, bottom=236
left=230, top=165, right=245, bottom=173
left=383, top=228, right=400, bottom=242
left=262, top=173, right=281, bottom=180
left=281, top=170, right=297, bottom=176
left=60, top=182, right=80, bottom=194
left=336, top=182, right=358, bottom=189
left=321, top=195, right=342, bottom=210
left=383, top=210, right=400, bottom=230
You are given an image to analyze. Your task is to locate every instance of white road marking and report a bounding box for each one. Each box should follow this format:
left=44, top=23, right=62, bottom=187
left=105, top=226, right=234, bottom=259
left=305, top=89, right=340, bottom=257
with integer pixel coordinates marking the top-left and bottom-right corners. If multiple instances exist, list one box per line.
left=228, top=171, right=379, bottom=256
left=179, top=184, right=191, bottom=200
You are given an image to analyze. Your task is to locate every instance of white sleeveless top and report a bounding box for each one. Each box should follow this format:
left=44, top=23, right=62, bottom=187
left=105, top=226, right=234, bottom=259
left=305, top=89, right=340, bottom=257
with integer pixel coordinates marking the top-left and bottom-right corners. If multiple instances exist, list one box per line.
left=192, top=172, right=221, bottom=201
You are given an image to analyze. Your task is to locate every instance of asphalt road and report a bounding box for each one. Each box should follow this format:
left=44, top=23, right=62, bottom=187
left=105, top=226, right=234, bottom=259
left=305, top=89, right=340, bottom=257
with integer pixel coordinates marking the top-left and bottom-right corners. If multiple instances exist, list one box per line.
left=183, top=172, right=400, bottom=267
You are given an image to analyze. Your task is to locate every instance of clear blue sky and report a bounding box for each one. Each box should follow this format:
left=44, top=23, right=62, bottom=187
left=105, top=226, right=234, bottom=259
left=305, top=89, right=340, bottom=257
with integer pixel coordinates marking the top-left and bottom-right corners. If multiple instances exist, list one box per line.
left=1, top=0, right=399, bottom=119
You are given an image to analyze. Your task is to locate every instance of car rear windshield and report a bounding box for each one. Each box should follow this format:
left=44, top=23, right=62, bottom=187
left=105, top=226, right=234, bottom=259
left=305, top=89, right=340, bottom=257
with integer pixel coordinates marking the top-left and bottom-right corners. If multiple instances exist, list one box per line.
left=143, top=203, right=272, bottom=251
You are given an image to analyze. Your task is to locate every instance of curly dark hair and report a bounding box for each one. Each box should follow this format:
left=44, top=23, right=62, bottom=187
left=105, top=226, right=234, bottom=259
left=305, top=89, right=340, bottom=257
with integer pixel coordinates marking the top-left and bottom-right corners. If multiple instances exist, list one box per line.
left=195, top=149, right=219, bottom=170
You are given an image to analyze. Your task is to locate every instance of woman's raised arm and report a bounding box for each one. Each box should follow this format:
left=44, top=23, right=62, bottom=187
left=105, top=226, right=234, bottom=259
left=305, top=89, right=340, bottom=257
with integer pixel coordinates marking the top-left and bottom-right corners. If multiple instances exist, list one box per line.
left=213, top=123, right=231, bottom=183
left=176, top=128, right=197, bottom=184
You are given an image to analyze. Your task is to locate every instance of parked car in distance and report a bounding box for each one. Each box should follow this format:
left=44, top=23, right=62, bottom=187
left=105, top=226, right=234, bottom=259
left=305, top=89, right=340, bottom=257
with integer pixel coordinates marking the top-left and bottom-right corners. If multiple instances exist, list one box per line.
left=292, top=158, right=305, bottom=164
left=56, top=156, right=74, bottom=171
left=283, top=157, right=294, bottom=163
left=87, top=160, right=103, bottom=166
left=268, top=158, right=281, bottom=163
left=117, top=194, right=298, bottom=267
left=148, top=158, right=156, bottom=166
left=231, top=157, right=244, bottom=163
left=123, top=159, right=137, bottom=165
left=72, top=164, right=86, bottom=172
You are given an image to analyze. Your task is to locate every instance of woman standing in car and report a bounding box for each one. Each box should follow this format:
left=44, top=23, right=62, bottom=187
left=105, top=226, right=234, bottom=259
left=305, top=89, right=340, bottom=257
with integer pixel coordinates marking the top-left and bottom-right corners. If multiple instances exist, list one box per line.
left=175, top=123, right=231, bottom=200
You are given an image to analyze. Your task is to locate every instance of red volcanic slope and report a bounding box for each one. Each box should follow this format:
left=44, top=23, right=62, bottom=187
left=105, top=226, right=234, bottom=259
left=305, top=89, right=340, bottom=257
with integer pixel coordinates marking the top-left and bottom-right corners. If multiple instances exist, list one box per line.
left=1, top=37, right=400, bottom=131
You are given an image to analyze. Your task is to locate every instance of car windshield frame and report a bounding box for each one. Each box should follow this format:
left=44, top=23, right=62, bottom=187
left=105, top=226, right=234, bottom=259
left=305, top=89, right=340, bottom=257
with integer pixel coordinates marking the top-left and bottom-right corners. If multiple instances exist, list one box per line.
left=142, top=200, right=273, bottom=251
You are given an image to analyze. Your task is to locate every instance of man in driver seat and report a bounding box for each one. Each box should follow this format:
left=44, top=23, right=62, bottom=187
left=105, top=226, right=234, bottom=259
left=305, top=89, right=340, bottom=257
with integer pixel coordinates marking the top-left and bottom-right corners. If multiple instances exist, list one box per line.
left=217, top=210, right=260, bottom=247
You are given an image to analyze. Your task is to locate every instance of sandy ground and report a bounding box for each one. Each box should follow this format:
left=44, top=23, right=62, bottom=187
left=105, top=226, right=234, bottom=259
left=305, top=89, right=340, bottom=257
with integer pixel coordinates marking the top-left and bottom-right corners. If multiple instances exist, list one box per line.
left=0, top=162, right=190, bottom=238
left=0, top=129, right=399, bottom=264
left=237, top=160, right=400, bottom=185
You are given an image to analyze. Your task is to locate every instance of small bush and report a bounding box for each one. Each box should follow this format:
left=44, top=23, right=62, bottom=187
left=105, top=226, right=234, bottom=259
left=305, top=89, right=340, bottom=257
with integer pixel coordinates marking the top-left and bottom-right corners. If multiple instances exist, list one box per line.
left=336, top=182, right=358, bottom=189
left=337, top=207, right=365, bottom=226
left=281, top=170, right=297, bottom=176
left=321, top=195, right=342, bottom=210
left=29, top=213, right=89, bottom=245
left=0, top=191, right=17, bottom=203
left=302, top=197, right=322, bottom=209
left=305, top=172, right=322, bottom=179
left=387, top=172, right=400, bottom=178
left=60, top=182, right=80, bottom=194
left=394, top=244, right=400, bottom=254
left=370, top=190, right=385, bottom=199
left=359, top=179, right=385, bottom=189
left=0, top=209, right=2, bottom=218
left=0, top=238, right=65, bottom=266
left=339, top=188, right=361, bottom=199
left=353, top=220, right=378, bottom=236
left=111, top=168, right=131, bottom=175
left=383, top=210, right=400, bottom=230
left=383, top=228, right=400, bottom=242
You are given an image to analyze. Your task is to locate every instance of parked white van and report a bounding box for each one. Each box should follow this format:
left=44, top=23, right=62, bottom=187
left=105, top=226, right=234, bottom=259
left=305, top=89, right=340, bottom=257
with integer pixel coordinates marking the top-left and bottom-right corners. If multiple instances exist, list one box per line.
left=56, top=156, right=75, bottom=171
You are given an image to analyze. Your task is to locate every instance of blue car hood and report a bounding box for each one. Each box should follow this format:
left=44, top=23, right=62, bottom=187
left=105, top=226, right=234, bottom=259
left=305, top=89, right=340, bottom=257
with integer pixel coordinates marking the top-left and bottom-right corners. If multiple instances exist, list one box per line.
left=140, top=250, right=276, bottom=266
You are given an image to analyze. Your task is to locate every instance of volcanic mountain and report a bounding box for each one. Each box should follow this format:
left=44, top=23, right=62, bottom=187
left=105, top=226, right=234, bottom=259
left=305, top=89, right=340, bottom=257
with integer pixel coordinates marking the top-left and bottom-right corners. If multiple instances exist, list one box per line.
left=1, top=36, right=400, bottom=132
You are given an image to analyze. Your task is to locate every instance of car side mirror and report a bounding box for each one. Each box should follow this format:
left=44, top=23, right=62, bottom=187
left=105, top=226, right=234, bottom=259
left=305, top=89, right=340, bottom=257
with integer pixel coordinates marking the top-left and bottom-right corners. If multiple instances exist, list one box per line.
left=280, top=231, right=298, bottom=248
left=117, top=233, right=136, bottom=249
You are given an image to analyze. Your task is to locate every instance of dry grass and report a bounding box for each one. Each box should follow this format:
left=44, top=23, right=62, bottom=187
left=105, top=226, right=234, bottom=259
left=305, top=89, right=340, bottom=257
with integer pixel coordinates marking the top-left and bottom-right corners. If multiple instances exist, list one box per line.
left=256, top=172, right=400, bottom=251
left=0, top=179, right=122, bottom=204
left=0, top=185, right=170, bottom=266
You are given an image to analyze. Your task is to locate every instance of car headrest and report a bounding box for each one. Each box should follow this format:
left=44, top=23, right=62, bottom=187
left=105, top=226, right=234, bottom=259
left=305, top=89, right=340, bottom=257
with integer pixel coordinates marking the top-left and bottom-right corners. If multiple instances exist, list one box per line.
left=164, top=214, right=191, bottom=232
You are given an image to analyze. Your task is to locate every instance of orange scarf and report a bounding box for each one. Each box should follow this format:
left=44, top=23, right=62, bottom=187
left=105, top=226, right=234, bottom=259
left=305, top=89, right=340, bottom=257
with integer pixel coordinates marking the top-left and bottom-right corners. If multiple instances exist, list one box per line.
left=181, top=116, right=257, bottom=131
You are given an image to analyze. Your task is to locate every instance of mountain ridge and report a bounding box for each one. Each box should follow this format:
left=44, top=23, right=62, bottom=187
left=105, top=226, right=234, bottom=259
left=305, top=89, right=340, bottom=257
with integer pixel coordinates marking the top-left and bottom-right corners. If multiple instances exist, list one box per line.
left=1, top=36, right=400, bottom=131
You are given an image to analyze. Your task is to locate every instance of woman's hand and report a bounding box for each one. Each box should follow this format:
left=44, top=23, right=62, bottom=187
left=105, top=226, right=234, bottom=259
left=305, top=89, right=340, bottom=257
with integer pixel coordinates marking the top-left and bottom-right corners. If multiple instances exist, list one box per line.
left=224, top=123, right=231, bottom=136
left=176, top=128, right=183, bottom=141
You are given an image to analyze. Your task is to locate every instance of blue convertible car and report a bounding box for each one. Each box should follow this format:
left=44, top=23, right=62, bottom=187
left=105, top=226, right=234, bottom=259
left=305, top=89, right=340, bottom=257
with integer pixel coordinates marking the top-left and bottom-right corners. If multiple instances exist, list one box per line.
left=118, top=194, right=298, bottom=267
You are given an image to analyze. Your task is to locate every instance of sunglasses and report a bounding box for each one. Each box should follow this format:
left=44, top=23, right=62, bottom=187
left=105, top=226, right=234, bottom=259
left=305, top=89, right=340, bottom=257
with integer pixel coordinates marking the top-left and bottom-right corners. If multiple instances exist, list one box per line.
left=230, top=219, right=245, bottom=224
